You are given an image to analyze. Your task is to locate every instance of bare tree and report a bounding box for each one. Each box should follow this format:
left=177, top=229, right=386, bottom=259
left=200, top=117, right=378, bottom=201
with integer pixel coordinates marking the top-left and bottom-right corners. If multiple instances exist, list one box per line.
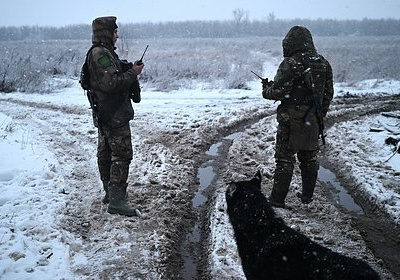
left=232, top=8, right=249, bottom=25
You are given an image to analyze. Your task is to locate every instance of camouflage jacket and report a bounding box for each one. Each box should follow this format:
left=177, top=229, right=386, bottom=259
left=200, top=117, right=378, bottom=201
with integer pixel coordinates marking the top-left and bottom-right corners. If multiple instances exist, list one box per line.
left=262, top=26, right=334, bottom=150
left=87, top=17, right=138, bottom=128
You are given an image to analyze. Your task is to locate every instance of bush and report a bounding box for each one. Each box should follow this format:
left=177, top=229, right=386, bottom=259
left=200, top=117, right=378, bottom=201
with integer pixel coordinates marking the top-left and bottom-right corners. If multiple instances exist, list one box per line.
left=1, top=36, right=399, bottom=93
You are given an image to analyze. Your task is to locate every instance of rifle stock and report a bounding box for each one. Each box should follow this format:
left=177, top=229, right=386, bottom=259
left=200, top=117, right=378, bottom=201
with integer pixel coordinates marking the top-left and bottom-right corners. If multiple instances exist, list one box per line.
left=303, top=68, right=326, bottom=145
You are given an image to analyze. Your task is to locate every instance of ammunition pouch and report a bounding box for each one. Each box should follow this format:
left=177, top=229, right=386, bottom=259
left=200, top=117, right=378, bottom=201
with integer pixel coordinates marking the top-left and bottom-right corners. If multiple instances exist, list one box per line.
left=129, top=81, right=141, bottom=103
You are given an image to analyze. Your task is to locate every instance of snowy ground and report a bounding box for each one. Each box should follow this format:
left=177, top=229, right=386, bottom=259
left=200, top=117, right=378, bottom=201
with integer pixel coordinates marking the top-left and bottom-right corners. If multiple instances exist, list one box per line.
left=1, top=74, right=400, bottom=279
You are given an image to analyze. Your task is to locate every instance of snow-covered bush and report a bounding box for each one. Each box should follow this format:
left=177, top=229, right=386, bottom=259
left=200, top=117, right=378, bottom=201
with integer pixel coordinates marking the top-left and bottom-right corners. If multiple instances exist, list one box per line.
left=1, top=36, right=399, bottom=93
left=0, top=40, right=86, bottom=93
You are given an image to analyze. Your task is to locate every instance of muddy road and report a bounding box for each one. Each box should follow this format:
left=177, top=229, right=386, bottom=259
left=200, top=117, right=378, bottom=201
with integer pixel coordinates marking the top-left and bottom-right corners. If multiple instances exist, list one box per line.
left=175, top=94, right=400, bottom=279
left=1, top=93, right=399, bottom=279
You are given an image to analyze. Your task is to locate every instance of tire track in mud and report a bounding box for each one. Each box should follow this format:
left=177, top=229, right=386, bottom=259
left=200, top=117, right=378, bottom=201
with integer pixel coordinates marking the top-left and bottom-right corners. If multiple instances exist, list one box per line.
left=181, top=94, right=400, bottom=279
left=320, top=94, right=400, bottom=279
left=178, top=113, right=278, bottom=279
left=2, top=97, right=274, bottom=278
left=0, top=98, right=88, bottom=116
left=0, top=98, right=166, bottom=278
left=156, top=107, right=278, bottom=279
left=2, top=93, right=400, bottom=279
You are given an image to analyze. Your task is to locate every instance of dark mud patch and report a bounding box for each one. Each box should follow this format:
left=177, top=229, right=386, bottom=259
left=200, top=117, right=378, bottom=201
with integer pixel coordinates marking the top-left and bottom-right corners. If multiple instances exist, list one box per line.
left=180, top=131, right=242, bottom=279
left=319, top=160, right=400, bottom=279
left=319, top=166, right=364, bottom=214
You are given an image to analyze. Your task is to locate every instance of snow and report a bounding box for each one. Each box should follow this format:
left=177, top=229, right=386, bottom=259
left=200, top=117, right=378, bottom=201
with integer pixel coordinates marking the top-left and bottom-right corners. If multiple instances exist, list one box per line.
left=0, top=77, right=400, bottom=279
left=335, top=79, right=400, bottom=96
left=0, top=110, right=71, bottom=278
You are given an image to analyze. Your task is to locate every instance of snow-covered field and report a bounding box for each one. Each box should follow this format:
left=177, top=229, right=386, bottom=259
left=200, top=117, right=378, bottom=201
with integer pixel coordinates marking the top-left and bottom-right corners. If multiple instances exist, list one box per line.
left=1, top=75, right=400, bottom=279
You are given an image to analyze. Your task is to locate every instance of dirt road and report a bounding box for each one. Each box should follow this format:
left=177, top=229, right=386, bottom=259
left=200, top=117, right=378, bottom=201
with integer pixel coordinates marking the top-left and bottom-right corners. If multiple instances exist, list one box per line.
left=1, top=93, right=399, bottom=279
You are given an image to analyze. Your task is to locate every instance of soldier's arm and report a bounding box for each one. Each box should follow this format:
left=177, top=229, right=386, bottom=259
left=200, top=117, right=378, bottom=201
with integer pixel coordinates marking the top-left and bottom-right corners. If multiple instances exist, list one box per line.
left=262, top=58, right=295, bottom=101
left=89, top=47, right=138, bottom=94
left=322, top=61, right=334, bottom=117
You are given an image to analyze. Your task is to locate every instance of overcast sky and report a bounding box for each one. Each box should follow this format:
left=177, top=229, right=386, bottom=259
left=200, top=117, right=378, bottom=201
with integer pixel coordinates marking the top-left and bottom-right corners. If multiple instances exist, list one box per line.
left=1, top=0, right=399, bottom=27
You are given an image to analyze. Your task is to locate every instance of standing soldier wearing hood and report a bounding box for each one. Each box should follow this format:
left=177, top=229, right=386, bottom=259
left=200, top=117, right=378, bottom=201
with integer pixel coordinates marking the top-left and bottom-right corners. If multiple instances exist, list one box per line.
left=262, top=26, right=334, bottom=208
left=86, top=16, right=144, bottom=216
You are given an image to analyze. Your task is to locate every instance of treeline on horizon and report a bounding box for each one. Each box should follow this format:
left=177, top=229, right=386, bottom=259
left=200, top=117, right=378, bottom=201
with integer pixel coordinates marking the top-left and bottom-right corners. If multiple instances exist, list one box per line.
left=1, top=18, right=400, bottom=41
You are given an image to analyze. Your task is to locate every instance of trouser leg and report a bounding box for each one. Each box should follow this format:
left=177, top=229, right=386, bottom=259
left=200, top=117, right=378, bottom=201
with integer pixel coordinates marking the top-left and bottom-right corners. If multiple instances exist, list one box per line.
left=97, top=131, right=112, bottom=203
left=101, top=124, right=137, bottom=216
left=270, top=123, right=295, bottom=208
left=298, top=150, right=319, bottom=203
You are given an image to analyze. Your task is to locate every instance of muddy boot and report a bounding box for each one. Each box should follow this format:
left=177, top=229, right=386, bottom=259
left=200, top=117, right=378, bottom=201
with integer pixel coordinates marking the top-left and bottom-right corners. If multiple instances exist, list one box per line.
left=269, top=171, right=293, bottom=208
left=107, top=183, right=138, bottom=217
left=297, top=170, right=318, bottom=204
left=102, top=180, right=110, bottom=204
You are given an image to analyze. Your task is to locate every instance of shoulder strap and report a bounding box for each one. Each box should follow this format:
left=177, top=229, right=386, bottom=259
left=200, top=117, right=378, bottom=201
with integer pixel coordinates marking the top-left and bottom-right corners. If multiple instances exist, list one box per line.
left=85, top=44, right=103, bottom=64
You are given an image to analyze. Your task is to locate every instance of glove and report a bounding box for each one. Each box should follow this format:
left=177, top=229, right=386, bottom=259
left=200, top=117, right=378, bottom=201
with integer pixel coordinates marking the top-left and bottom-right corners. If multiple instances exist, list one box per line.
left=120, top=59, right=133, bottom=72
left=262, top=78, right=273, bottom=90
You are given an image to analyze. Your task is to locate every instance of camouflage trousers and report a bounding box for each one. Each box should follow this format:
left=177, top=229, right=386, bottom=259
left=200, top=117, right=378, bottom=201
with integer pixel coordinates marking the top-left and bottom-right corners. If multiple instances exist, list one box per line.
left=274, top=122, right=319, bottom=175
left=97, top=123, right=133, bottom=185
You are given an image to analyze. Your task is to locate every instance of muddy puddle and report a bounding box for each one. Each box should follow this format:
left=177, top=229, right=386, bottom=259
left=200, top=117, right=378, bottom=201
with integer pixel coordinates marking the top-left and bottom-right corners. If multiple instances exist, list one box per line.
left=181, top=132, right=241, bottom=279
left=179, top=116, right=400, bottom=279
left=319, top=166, right=364, bottom=214
left=320, top=164, right=400, bottom=279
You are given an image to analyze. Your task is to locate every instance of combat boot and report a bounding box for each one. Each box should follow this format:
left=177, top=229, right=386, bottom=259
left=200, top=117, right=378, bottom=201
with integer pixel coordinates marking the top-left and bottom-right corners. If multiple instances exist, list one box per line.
left=107, top=183, right=138, bottom=217
left=297, top=170, right=318, bottom=204
left=269, top=171, right=293, bottom=208
left=102, top=180, right=110, bottom=204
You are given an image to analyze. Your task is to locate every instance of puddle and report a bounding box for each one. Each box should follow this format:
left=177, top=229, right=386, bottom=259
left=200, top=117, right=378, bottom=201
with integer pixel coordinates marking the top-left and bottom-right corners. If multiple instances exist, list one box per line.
left=181, top=132, right=240, bottom=279
left=193, top=165, right=214, bottom=208
left=319, top=164, right=400, bottom=278
left=181, top=129, right=400, bottom=279
left=319, top=166, right=364, bottom=214
left=206, top=143, right=222, bottom=156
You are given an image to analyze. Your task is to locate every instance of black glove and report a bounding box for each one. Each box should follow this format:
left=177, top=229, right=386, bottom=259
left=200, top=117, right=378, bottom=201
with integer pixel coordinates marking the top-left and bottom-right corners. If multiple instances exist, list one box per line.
left=120, top=59, right=133, bottom=72
left=262, top=78, right=273, bottom=90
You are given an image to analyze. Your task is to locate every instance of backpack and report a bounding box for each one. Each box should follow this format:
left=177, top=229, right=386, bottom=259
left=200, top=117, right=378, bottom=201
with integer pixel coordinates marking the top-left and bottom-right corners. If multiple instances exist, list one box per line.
left=79, top=45, right=99, bottom=91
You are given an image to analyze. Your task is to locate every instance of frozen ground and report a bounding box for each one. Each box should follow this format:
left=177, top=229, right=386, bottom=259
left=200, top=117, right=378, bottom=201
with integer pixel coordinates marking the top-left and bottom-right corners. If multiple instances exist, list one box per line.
left=0, top=74, right=400, bottom=279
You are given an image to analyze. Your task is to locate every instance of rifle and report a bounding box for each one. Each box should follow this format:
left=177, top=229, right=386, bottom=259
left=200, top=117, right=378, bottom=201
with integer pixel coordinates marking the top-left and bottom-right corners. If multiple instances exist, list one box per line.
left=302, top=68, right=326, bottom=145
left=251, top=71, right=273, bottom=88
left=86, top=90, right=103, bottom=135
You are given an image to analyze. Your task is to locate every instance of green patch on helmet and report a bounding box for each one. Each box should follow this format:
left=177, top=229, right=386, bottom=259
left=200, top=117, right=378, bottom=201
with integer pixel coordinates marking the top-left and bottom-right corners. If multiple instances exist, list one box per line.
left=98, top=54, right=111, bottom=69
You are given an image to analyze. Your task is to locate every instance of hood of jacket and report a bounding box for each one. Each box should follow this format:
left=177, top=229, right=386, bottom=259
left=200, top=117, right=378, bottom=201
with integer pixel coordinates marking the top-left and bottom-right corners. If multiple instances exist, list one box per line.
left=282, top=26, right=316, bottom=57
left=92, top=16, right=118, bottom=49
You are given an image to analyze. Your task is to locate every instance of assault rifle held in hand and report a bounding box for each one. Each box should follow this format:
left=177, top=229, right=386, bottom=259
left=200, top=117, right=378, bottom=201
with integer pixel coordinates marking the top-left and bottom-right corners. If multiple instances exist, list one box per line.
left=251, top=71, right=273, bottom=88
left=302, top=68, right=326, bottom=145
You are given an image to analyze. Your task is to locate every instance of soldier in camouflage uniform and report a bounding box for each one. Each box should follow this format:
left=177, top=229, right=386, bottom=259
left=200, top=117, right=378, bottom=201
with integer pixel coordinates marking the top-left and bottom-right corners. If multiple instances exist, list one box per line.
left=262, top=26, right=333, bottom=208
left=87, top=16, right=144, bottom=216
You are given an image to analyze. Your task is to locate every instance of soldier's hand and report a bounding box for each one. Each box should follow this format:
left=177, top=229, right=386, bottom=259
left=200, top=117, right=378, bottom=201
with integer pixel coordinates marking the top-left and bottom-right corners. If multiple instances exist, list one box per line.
left=133, top=60, right=144, bottom=75
left=262, top=78, right=272, bottom=90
